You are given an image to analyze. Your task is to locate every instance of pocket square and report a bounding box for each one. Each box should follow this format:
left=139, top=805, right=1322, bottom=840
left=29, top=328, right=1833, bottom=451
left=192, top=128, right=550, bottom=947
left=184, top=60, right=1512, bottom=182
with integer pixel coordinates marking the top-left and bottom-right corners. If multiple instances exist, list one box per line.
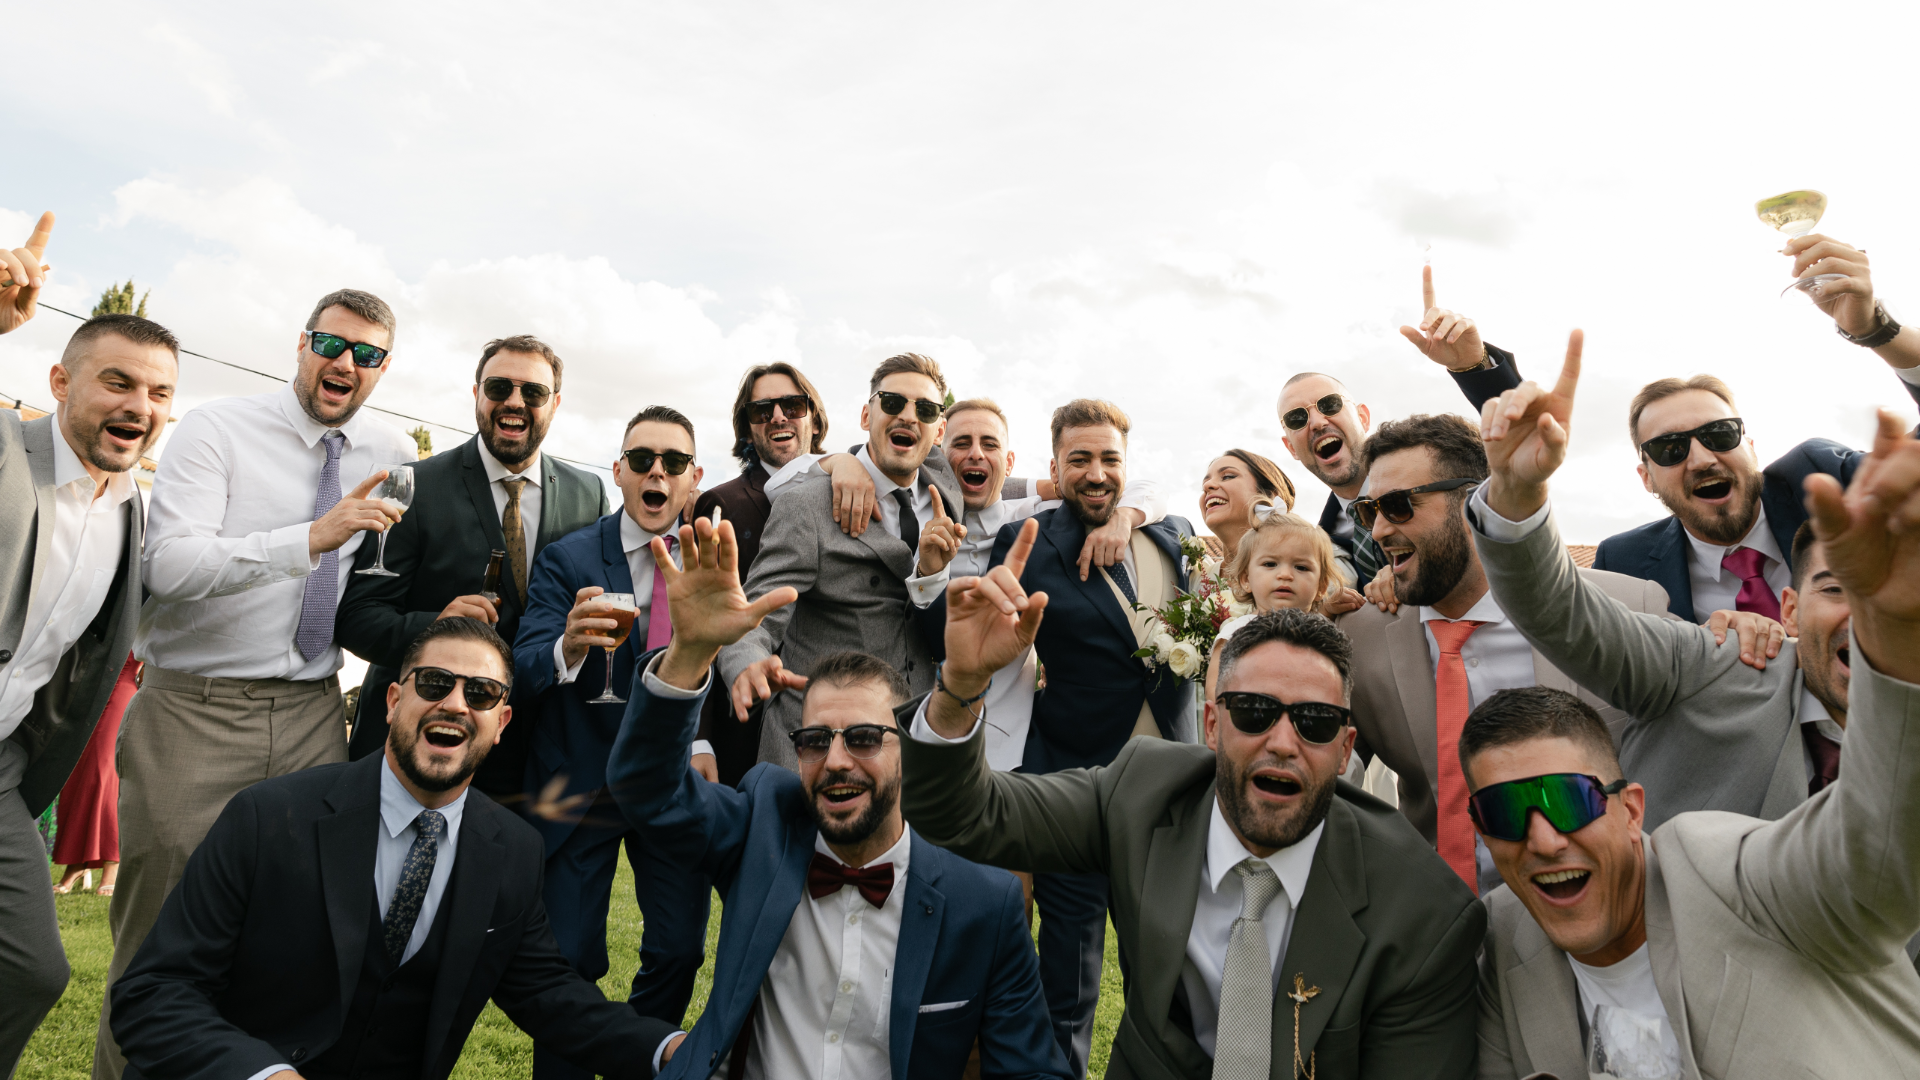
left=918, top=1000, right=969, bottom=1014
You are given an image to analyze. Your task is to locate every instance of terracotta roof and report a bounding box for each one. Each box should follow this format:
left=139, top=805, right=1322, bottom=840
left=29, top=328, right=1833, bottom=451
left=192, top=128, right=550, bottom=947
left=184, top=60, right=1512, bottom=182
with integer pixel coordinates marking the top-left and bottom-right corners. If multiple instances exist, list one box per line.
left=1567, top=544, right=1597, bottom=569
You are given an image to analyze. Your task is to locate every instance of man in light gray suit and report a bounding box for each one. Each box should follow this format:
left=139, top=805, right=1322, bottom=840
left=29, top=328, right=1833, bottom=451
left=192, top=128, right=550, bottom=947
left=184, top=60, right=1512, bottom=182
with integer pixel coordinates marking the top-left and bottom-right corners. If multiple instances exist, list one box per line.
left=1463, top=341, right=1920, bottom=1077
left=720, top=352, right=963, bottom=768
left=0, top=313, right=176, bottom=1073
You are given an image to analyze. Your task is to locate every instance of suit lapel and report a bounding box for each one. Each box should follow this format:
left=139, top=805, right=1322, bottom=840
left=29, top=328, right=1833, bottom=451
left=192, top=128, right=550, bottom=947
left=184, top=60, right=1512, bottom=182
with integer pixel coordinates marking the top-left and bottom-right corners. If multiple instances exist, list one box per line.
left=458, top=439, right=510, bottom=555
left=1506, top=919, right=1587, bottom=1080
left=1047, top=510, right=1135, bottom=644
left=1640, top=840, right=1700, bottom=1078
left=1648, top=519, right=1695, bottom=621
left=857, top=523, right=917, bottom=581
left=744, top=463, right=771, bottom=517
left=534, top=454, right=564, bottom=550
left=316, top=758, right=385, bottom=1014
left=1275, top=800, right=1369, bottom=1064
left=1384, top=610, right=1439, bottom=790
left=1136, top=784, right=1212, bottom=1071
left=890, top=833, right=947, bottom=1078
left=23, top=417, right=56, bottom=602
left=424, top=801, right=505, bottom=1063
left=599, top=513, right=637, bottom=594
left=1758, top=671, right=1811, bottom=819
left=1140, top=521, right=1191, bottom=593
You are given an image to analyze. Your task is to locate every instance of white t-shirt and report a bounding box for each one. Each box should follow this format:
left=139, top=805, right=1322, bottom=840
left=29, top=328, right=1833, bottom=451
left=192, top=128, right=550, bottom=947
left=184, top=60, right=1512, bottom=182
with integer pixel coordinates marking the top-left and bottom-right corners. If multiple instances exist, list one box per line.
left=1566, top=944, right=1682, bottom=1079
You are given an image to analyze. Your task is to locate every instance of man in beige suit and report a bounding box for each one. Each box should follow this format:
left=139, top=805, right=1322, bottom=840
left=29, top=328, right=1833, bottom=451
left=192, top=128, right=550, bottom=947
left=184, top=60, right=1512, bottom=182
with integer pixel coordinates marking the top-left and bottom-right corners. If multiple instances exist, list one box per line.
left=1464, top=336, right=1920, bottom=1078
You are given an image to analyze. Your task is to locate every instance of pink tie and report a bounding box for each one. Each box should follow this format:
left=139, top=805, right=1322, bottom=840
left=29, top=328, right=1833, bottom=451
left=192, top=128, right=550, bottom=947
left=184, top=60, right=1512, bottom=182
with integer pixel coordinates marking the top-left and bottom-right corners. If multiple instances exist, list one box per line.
left=645, top=536, right=675, bottom=651
left=1428, top=619, right=1486, bottom=892
left=1721, top=547, right=1781, bottom=621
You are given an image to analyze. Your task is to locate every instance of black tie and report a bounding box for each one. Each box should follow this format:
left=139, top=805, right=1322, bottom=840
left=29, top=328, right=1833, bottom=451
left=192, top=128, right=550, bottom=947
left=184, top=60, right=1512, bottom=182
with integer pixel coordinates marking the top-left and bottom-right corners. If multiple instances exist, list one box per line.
left=892, top=488, right=919, bottom=555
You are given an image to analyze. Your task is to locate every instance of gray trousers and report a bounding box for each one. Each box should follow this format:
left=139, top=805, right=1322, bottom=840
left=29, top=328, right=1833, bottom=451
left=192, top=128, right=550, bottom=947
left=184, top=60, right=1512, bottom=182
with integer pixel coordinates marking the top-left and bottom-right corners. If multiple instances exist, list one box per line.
left=92, top=668, right=344, bottom=1080
left=0, top=740, right=67, bottom=1080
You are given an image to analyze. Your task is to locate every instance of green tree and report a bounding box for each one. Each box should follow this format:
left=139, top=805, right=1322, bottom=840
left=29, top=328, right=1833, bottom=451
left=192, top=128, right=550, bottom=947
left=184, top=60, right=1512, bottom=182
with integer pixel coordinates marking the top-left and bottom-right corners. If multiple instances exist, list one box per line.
left=92, top=280, right=149, bottom=318
left=408, top=426, right=433, bottom=459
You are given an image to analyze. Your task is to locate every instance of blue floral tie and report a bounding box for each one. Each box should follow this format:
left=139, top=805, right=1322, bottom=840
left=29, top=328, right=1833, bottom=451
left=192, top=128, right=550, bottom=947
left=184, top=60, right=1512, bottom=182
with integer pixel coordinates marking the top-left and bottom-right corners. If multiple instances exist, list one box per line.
left=384, top=809, right=446, bottom=963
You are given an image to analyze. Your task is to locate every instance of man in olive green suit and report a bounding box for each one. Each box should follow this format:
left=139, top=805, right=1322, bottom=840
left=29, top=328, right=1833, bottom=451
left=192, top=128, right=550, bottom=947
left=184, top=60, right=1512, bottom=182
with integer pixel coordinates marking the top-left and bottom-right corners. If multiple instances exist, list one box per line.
left=900, top=520, right=1486, bottom=1079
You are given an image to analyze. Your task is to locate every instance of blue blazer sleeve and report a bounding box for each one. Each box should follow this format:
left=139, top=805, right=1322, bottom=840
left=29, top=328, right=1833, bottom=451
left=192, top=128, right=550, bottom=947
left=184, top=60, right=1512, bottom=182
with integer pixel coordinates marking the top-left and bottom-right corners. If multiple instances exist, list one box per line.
left=973, top=872, right=1075, bottom=1079
left=1448, top=342, right=1524, bottom=411
left=605, top=656, right=755, bottom=883
left=512, top=541, right=581, bottom=701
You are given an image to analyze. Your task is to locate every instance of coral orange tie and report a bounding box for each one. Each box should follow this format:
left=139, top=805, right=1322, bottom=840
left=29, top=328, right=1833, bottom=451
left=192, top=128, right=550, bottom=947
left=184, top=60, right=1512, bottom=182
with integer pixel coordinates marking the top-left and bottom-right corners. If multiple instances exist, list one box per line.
left=1429, top=619, right=1486, bottom=891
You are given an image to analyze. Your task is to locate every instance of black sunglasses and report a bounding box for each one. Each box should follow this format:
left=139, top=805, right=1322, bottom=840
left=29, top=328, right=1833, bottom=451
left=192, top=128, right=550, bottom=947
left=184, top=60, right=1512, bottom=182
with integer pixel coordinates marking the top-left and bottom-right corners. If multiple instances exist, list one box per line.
left=1352, top=477, right=1479, bottom=531
left=481, top=376, right=553, bottom=409
left=788, top=724, right=900, bottom=763
left=873, top=391, right=943, bottom=424
left=1638, top=418, right=1745, bottom=468
left=402, top=666, right=510, bottom=711
left=746, top=394, right=813, bottom=424
left=1467, top=772, right=1629, bottom=842
left=306, top=330, right=389, bottom=368
left=1214, top=691, right=1350, bottom=744
left=1282, top=393, right=1346, bottom=431
left=623, top=447, right=695, bottom=476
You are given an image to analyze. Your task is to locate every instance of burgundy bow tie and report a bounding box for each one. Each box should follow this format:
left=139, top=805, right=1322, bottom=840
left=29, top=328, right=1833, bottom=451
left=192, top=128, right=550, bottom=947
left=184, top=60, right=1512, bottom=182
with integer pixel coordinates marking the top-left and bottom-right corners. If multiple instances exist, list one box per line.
left=807, top=852, right=894, bottom=908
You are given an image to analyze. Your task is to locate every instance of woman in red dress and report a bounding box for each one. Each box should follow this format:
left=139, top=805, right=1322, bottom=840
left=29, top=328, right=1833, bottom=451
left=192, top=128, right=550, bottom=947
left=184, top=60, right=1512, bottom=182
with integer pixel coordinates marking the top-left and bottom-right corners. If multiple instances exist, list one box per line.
left=51, top=655, right=136, bottom=895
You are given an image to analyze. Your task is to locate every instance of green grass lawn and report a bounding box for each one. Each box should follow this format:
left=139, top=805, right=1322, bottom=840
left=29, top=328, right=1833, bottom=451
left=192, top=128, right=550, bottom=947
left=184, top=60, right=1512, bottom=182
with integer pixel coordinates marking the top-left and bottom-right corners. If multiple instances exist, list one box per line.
left=23, top=855, right=1127, bottom=1078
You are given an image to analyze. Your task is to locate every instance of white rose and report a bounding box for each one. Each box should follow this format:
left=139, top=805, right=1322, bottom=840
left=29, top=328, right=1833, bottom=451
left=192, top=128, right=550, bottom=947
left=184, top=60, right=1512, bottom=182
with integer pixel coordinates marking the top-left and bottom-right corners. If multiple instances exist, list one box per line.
left=1150, top=632, right=1177, bottom=663
left=1167, top=640, right=1203, bottom=679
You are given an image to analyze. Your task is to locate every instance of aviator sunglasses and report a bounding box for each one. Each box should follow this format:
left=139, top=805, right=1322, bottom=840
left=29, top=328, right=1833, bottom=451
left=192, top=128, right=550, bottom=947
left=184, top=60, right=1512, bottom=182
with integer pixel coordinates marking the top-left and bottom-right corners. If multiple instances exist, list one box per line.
left=873, top=391, right=943, bottom=424
left=622, top=447, right=696, bottom=476
left=1638, top=418, right=1745, bottom=468
left=1467, top=772, right=1628, bottom=842
left=746, top=394, right=813, bottom=424
left=788, top=724, right=900, bottom=763
left=1282, top=393, right=1346, bottom=431
left=1214, top=692, right=1350, bottom=744
left=1351, top=477, right=1479, bottom=531
left=402, top=666, right=510, bottom=711
left=481, top=376, right=553, bottom=409
left=305, top=330, right=390, bottom=368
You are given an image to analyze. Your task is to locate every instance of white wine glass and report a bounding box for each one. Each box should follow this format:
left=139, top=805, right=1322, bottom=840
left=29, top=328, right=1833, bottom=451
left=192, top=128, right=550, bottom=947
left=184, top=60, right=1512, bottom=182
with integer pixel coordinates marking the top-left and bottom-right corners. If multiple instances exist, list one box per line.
left=355, top=463, right=415, bottom=577
left=1756, top=190, right=1846, bottom=300
left=588, top=593, right=638, bottom=704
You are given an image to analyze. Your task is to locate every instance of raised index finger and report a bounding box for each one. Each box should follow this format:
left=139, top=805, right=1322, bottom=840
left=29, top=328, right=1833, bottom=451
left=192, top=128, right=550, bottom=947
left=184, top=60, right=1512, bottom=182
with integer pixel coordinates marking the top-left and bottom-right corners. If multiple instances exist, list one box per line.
left=929, top=486, right=946, bottom=521
left=1421, top=263, right=1436, bottom=313
left=347, top=471, right=387, bottom=499
left=1554, top=329, right=1583, bottom=402
left=24, top=212, right=53, bottom=260
left=1002, top=517, right=1040, bottom=580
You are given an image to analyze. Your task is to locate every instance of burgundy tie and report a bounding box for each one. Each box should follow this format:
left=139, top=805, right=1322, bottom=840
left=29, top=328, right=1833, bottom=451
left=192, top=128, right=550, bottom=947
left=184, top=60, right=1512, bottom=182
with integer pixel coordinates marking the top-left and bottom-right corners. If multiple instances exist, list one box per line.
left=645, top=535, right=675, bottom=651
left=1803, top=725, right=1841, bottom=795
left=806, top=852, right=895, bottom=907
left=1721, top=546, right=1781, bottom=621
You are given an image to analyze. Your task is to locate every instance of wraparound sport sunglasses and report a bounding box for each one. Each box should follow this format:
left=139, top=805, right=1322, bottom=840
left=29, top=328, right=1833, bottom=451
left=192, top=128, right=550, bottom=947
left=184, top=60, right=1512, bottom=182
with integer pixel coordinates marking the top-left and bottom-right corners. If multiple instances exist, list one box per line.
left=1467, top=772, right=1628, bottom=842
left=1638, top=418, right=1745, bottom=468
left=401, top=666, right=510, bottom=711
left=1282, top=393, right=1346, bottom=431
left=1214, top=692, right=1350, bottom=744
left=306, top=330, right=389, bottom=368
left=1351, top=477, right=1479, bottom=531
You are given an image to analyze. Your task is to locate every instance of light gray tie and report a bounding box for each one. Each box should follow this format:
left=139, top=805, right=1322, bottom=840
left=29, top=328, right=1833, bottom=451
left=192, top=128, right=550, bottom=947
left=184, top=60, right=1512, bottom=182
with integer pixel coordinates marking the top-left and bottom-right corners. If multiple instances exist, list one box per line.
left=294, top=431, right=346, bottom=661
left=1213, top=858, right=1282, bottom=1080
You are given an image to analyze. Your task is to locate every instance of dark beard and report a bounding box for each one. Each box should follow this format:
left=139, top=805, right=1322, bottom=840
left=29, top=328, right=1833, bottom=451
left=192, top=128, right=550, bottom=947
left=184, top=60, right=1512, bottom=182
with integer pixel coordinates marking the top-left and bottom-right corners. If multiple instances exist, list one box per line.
left=1395, top=509, right=1474, bottom=607
left=1064, top=486, right=1118, bottom=528
left=809, top=768, right=900, bottom=846
left=389, top=709, right=485, bottom=793
left=1215, top=752, right=1337, bottom=851
left=1655, top=467, right=1760, bottom=546
left=480, top=407, right=550, bottom=466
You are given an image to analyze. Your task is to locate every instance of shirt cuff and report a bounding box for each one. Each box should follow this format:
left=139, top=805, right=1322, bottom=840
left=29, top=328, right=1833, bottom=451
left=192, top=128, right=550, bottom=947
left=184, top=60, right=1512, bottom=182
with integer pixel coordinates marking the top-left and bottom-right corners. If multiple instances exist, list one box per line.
left=1467, top=486, right=1551, bottom=542
left=640, top=651, right=710, bottom=699
left=553, top=637, right=587, bottom=685
left=1896, top=360, right=1920, bottom=385
left=907, top=696, right=981, bottom=744
left=691, top=740, right=715, bottom=759
left=1118, top=477, right=1166, bottom=524
left=278, top=522, right=323, bottom=577
left=907, top=568, right=950, bottom=609
left=651, top=1032, right=685, bottom=1076
left=244, top=1066, right=293, bottom=1080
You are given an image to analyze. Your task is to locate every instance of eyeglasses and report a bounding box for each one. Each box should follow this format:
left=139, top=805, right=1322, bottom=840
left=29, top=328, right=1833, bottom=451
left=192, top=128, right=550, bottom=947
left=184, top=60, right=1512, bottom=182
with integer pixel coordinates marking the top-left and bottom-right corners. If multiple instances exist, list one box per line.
left=622, top=447, right=695, bottom=475
left=1351, top=477, right=1479, bottom=531
left=306, top=330, right=389, bottom=368
left=1467, top=772, right=1628, bottom=841
left=1214, top=692, right=1350, bottom=744
left=481, top=376, right=553, bottom=409
left=746, top=394, right=813, bottom=424
left=873, top=391, right=943, bottom=424
left=788, top=724, right=900, bottom=763
left=1282, top=393, right=1346, bottom=431
left=401, top=666, right=510, bottom=711
left=1638, top=418, right=1745, bottom=468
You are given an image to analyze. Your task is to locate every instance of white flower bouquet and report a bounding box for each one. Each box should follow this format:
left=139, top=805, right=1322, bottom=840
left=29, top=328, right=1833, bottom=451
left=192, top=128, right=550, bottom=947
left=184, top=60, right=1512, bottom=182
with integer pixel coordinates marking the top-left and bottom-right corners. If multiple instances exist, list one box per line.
left=1133, top=535, right=1252, bottom=683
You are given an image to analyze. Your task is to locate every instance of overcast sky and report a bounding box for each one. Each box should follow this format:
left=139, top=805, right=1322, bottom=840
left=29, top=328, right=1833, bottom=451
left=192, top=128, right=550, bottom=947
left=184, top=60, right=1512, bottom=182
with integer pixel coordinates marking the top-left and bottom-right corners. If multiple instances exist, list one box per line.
left=7, top=0, right=1920, bottom=549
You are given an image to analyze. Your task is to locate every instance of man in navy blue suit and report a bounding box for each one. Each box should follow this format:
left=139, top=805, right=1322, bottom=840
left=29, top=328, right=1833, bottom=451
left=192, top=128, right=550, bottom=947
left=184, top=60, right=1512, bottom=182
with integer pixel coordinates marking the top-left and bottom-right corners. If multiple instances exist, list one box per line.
left=1594, top=234, right=1920, bottom=622
left=510, top=405, right=714, bottom=1078
left=606, top=516, right=1071, bottom=1080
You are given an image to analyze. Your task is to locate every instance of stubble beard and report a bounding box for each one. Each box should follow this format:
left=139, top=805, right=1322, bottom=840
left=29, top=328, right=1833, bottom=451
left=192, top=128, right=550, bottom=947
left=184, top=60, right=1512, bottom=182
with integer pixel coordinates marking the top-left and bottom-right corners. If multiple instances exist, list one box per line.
left=1215, top=752, right=1337, bottom=852
left=1394, top=510, right=1474, bottom=608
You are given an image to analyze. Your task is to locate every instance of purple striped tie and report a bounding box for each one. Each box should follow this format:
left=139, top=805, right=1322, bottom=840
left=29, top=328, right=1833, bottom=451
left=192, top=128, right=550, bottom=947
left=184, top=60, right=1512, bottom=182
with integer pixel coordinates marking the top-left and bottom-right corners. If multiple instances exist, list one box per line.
left=295, top=432, right=346, bottom=661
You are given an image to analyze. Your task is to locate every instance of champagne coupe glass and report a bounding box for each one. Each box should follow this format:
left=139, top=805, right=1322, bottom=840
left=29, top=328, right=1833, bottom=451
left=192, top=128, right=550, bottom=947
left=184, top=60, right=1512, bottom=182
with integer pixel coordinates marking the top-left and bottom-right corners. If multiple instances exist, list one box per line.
left=589, top=593, right=638, bottom=704
left=355, top=463, right=415, bottom=577
left=1756, top=190, right=1845, bottom=300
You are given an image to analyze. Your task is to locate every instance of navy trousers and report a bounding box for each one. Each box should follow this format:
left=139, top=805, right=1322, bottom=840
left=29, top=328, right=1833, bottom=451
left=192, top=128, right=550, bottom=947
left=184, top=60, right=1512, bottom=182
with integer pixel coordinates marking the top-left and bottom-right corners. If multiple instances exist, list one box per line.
left=532, top=794, right=712, bottom=1080
left=1032, top=869, right=1108, bottom=1079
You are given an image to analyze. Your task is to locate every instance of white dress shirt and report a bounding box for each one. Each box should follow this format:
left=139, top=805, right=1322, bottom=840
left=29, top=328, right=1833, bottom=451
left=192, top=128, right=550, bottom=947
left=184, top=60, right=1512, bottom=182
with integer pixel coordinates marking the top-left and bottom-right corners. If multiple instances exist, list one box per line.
left=478, top=441, right=542, bottom=559
left=0, top=429, right=133, bottom=740
left=1180, top=801, right=1321, bottom=1058
left=137, top=384, right=415, bottom=680
left=1682, top=509, right=1790, bottom=624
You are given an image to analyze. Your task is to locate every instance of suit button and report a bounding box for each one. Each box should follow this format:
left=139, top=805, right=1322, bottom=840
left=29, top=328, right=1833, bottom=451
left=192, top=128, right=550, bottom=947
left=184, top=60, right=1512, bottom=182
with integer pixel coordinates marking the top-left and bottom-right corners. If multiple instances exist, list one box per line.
left=709, top=1052, right=718, bottom=1067
left=290, top=1048, right=307, bottom=1062
left=0, top=649, right=11, bottom=664
left=869, top=575, right=879, bottom=587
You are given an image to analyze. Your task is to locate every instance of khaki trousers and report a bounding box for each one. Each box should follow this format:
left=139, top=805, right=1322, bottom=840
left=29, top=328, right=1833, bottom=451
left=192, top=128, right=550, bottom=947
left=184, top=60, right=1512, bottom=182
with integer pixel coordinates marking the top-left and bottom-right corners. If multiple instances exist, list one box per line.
left=92, top=667, right=345, bottom=1080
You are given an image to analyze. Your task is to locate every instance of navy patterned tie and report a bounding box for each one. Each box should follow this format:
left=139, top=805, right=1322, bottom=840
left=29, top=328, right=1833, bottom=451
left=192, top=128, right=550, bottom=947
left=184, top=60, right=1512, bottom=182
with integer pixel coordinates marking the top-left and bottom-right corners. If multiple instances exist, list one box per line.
left=1106, top=560, right=1138, bottom=605
left=294, top=431, right=346, bottom=661
left=383, top=809, right=446, bottom=962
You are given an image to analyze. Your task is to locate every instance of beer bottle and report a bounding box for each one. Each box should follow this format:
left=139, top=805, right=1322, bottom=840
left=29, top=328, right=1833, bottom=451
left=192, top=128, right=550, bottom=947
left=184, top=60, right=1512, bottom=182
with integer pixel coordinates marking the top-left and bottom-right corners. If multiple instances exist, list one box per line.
left=480, top=549, right=507, bottom=605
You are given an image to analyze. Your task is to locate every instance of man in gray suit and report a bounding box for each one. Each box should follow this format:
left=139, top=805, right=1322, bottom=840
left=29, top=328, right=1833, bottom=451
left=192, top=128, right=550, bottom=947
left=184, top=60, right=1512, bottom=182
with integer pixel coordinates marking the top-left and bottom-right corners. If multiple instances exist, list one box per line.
left=720, top=352, right=963, bottom=768
left=0, top=313, right=176, bottom=1073
left=1464, top=358, right=1920, bottom=1076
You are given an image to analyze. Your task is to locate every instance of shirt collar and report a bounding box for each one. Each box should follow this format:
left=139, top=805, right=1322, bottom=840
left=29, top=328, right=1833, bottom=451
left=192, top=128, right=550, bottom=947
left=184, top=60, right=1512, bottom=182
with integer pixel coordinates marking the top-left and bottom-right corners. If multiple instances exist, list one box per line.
left=1419, top=588, right=1507, bottom=627
left=813, top=822, right=913, bottom=880
left=1205, top=797, right=1320, bottom=902
left=50, top=422, right=134, bottom=506
left=619, top=510, right=674, bottom=557
left=478, top=438, right=541, bottom=487
left=378, top=755, right=470, bottom=840
left=855, top=444, right=916, bottom=493
left=277, top=380, right=366, bottom=450
left=1797, top=684, right=1845, bottom=742
left=1684, top=507, right=1782, bottom=583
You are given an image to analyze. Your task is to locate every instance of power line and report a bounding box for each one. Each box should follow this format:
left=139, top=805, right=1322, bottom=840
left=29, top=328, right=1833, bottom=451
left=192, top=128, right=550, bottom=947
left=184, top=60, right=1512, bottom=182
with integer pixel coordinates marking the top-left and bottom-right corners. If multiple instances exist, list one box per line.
left=32, top=302, right=614, bottom=474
